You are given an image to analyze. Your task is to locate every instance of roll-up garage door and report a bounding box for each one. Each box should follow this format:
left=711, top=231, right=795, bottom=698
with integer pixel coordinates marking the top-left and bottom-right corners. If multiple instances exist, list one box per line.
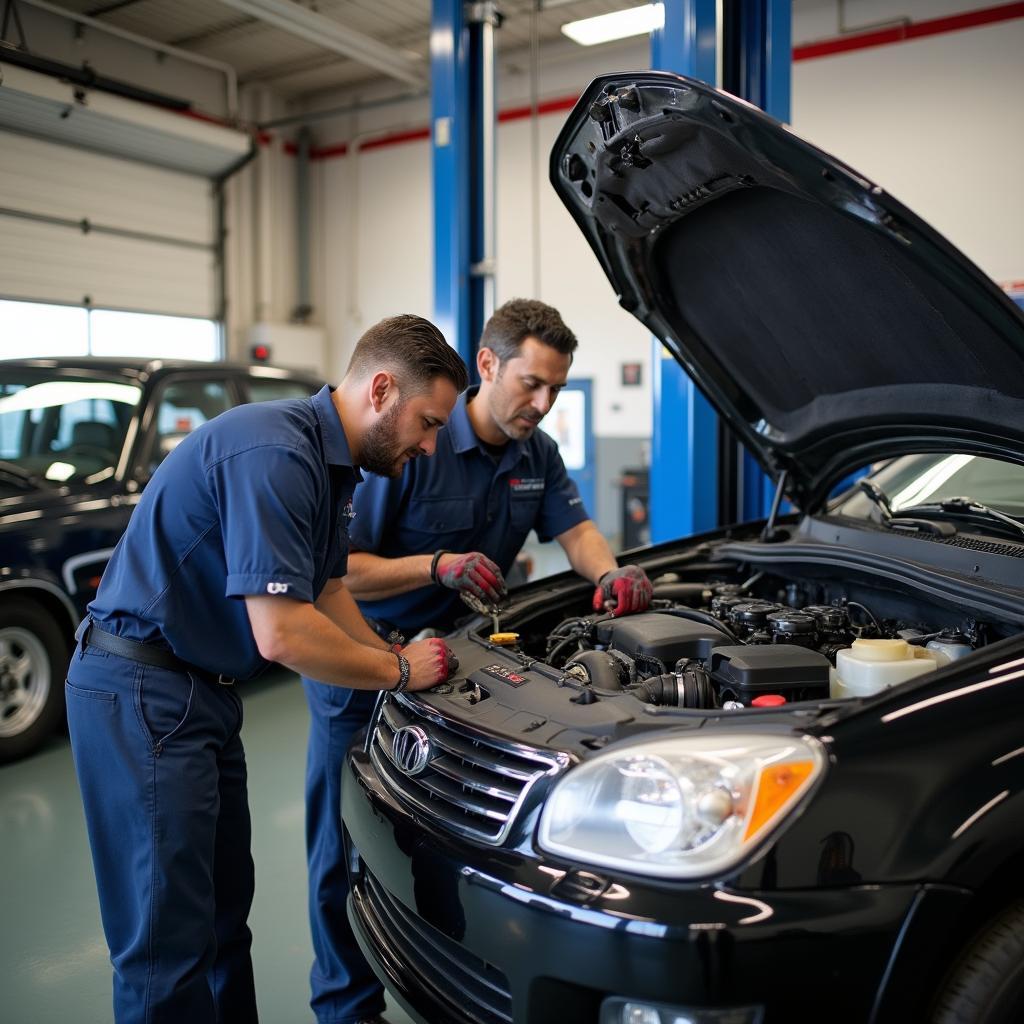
left=0, top=128, right=217, bottom=318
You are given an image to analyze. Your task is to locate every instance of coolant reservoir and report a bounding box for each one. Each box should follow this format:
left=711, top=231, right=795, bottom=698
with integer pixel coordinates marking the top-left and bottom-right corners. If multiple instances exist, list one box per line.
left=926, top=636, right=973, bottom=665
left=830, top=639, right=938, bottom=699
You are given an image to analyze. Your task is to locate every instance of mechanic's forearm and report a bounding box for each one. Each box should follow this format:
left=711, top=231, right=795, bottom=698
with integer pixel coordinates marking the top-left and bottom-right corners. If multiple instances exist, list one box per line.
left=344, top=551, right=435, bottom=601
left=560, top=521, right=619, bottom=585
left=315, top=581, right=390, bottom=649
left=245, top=596, right=398, bottom=689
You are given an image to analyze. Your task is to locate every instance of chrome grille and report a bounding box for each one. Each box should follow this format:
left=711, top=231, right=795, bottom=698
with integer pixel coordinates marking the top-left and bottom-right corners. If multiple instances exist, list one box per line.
left=369, top=693, right=563, bottom=844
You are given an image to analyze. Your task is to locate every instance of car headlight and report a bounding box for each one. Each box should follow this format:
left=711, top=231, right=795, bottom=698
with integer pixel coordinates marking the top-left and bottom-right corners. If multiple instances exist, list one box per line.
left=537, top=732, right=825, bottom=879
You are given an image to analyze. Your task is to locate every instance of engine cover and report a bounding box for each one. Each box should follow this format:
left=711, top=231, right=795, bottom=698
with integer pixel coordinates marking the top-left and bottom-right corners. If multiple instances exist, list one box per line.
left=594, top=612, right=730, bottom=672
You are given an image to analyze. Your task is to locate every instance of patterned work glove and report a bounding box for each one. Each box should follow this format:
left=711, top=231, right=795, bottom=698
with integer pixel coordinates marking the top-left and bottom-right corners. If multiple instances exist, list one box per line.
left=592, top=565, right=653, bottom=617
left=433, top=551, right=507, bottom=604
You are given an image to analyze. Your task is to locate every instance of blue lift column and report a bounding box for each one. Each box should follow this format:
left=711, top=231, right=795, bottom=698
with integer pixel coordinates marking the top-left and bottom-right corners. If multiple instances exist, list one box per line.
left=649, top=0, right=719, bottom=543
left=723, top=0, right=791, bottom=521
left=431, top=0, right=499, bottom=373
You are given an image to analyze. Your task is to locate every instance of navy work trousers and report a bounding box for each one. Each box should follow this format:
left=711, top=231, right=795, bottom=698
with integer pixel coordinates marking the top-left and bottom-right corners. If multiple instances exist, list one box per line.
left=66, top=642, right=257, bottom=1024
left=302, top=678, right=383, bottom=1024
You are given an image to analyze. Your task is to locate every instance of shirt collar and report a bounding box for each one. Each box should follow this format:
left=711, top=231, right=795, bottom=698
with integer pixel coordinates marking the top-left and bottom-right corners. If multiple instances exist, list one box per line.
left=450, top=386, right=527, bottom=464
left=312, top=385, right=362, bottom=479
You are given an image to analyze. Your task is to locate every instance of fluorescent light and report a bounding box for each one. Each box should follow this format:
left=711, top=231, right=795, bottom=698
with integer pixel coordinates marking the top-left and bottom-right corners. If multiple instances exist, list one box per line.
left=561, top=3, right=664, bottom=46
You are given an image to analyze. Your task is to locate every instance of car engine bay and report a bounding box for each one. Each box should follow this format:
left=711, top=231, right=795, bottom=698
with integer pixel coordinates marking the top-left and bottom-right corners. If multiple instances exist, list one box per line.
left=412, top=545, right=1024, bottom=756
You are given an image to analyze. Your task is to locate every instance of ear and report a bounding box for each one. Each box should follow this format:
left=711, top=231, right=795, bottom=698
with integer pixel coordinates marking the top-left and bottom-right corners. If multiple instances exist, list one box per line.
left=477, top=346, right=499, bottom=383
left=368, top=371, right=396, bottom=413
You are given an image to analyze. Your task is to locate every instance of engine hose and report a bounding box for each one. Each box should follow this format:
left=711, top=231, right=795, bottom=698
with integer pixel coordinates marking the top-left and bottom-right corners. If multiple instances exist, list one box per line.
left=650, top=607, right=742, bottom=645
left=547, top=633, right=584, bottom=664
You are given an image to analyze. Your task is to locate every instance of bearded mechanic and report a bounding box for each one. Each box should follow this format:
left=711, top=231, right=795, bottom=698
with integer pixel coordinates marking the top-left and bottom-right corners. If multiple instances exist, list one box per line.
left=300, top=298, right=652, bottom=1024
left=66, top=314, right=466, bottom=1024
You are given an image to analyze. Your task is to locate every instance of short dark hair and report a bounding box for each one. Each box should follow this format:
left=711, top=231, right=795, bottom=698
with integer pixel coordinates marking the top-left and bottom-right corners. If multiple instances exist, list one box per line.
left=346, top=314, right=468, bottom=394
left=480, top=299, right=578, bottom=363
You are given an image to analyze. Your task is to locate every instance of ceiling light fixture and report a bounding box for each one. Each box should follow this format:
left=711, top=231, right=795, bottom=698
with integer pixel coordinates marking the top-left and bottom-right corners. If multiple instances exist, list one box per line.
left=561, top=3, right=664, bottom=46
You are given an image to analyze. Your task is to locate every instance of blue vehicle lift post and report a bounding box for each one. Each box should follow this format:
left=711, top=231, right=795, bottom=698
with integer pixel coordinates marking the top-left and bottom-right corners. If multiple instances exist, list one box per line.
left=649, top=0, right=720, bottom=543
left=431, top=0, right=499, bottom=375
left=649, top=0, right=791, bottom=538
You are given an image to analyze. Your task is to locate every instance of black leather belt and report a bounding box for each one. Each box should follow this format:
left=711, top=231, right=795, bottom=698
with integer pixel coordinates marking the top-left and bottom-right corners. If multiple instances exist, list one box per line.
left=76, top=618, right=237, bottom=686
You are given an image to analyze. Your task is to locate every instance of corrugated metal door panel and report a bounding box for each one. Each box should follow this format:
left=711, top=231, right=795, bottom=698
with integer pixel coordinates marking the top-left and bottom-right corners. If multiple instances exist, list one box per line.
left=0, top=128, right=216, bottom=317
left=0, top=130, right=213, bottom=245
left=0, top=217, right=216, bottom=319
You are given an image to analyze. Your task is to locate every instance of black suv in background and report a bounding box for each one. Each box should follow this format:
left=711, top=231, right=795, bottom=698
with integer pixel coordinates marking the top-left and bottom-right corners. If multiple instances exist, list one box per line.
left=0, top=358, right=321, bottom=762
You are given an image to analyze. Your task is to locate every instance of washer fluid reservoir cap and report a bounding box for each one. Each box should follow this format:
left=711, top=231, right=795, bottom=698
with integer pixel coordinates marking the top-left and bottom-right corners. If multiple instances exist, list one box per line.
left=751, top=694, right=787, bottom=707
left=490, top=632, right=520, bottom=646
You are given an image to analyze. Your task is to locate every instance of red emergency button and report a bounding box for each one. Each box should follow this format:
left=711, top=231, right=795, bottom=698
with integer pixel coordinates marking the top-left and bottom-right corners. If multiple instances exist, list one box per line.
left=751, top=694, right=787, bottom=707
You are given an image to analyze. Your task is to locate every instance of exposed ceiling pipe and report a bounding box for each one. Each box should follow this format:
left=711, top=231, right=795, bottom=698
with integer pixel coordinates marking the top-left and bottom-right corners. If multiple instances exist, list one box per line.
left=212, top=0, right=426, bottom=88
left=19, top=0, right=239, bottom=117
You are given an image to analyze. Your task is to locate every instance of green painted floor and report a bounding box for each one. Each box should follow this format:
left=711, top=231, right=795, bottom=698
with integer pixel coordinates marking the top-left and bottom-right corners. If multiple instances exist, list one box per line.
left=0, top=670, right=415, bottom=1024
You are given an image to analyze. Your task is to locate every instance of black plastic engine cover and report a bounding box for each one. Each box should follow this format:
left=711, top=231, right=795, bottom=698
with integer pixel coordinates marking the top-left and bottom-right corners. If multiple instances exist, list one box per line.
left=709, top=645, right=832, bottom=704
left=595, top=612, right=730, bottom=672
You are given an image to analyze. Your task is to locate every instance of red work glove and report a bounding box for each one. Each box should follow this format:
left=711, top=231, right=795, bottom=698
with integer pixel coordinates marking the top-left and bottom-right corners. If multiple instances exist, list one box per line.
left=403, top=638, right=458, bottom=690
left=434, top=551, right=507, bottom=604
left=592, top=565, right=653, bottom=617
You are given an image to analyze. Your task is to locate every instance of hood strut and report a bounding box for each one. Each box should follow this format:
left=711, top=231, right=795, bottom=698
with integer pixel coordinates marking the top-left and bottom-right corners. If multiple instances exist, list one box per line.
left=761, top=471, right=789, bottom=542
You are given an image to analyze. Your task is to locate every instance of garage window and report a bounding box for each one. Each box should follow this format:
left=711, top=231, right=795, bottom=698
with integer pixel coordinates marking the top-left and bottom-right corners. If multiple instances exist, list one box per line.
left=0, top=299, right=220, bottom=361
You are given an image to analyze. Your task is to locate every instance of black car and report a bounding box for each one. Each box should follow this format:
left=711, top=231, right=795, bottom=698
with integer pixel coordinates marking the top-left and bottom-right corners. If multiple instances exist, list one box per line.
left=341, top=73, right=1024, bottom=1024
left=0, top=358, right=320, bottom=762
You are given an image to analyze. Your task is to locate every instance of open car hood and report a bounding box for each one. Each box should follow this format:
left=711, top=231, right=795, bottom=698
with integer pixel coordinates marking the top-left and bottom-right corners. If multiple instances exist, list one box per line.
left=551, top=73, right=1024, bottom=511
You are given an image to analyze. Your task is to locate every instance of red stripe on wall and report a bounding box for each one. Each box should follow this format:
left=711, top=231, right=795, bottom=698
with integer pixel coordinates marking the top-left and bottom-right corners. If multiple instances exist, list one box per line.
left=793, top=1, right=1024, bottom=61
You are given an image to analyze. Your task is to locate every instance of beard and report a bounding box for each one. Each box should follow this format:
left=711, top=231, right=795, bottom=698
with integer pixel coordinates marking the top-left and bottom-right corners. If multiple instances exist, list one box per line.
left=359, top=400, right=420, bottom=477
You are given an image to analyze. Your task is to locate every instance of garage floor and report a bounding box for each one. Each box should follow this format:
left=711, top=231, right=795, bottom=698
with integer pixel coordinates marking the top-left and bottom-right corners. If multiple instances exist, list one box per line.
left=0, top=670, right=415, bottom=1024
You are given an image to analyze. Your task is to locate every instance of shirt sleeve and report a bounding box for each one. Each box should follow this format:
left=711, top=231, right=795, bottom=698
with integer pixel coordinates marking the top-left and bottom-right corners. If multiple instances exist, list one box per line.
left=206, top=444, right=321, bottom=603
left=534, top=442, right=589, bottom=542
left=348, top=471, right=406, bottom=554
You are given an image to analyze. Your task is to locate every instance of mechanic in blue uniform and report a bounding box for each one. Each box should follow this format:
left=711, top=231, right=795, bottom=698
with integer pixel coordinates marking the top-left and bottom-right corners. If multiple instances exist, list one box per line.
left=65, top=315, right=468, bottom=1024
left=301, top=299, right=653, bottom=1021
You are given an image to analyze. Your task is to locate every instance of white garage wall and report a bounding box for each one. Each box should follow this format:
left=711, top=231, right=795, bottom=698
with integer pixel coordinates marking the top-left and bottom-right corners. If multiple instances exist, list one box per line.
left=790, top=9, right=1024, bottom=285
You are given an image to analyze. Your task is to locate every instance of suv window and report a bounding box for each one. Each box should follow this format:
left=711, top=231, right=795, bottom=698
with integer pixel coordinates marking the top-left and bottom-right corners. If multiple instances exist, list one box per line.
left=247, top=378, right=318, bottom=403
left=0, top=376, right=140, bottom=482
left=149, top=379, right=232, bottom=471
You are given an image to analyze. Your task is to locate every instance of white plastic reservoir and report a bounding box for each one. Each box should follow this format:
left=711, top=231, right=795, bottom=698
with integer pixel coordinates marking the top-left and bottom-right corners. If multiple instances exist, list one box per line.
left=830, top=638, right=938, bottom=699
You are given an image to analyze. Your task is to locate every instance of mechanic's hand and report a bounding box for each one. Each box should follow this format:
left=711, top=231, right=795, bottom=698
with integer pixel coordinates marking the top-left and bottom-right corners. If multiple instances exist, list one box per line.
left=592, top=565, right=653, bottom=617
left=436, top=551, right=507, bottom=604
left=403, top=638, right=457, bottom=690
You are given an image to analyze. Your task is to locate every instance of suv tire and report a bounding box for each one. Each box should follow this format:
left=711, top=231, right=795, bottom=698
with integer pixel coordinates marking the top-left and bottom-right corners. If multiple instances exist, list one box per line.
left=932, top=901, right=1024, bottom=1024
left=0, top=599, right=68, bottom=763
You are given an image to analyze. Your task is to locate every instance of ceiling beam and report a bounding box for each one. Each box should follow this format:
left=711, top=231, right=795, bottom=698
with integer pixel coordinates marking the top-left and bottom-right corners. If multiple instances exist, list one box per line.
left=211, top=0, right=425, bottom=87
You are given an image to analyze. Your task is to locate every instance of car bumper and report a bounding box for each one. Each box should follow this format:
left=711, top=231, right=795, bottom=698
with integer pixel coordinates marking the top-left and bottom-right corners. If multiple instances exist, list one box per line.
left=343, top=745, right=933, bottom=1024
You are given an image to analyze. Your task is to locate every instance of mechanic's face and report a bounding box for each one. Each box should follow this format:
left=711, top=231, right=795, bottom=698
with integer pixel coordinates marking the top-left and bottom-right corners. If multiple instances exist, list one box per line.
left=481, top=337, right=571, bottom=442
left=361, top=375, right=457, bottom=477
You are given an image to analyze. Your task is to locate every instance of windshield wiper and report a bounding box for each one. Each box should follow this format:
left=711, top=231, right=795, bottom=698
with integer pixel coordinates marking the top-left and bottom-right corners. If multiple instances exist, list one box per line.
left=856, top=479, right=957, bottom=537
left=0, top=460, right=40, bottom=490
left=895, top=496, right=1024, bottom=539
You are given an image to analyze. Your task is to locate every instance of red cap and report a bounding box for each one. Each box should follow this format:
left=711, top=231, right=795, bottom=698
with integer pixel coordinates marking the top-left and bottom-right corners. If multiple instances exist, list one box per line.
left=752, top=694, right=787, bottom=707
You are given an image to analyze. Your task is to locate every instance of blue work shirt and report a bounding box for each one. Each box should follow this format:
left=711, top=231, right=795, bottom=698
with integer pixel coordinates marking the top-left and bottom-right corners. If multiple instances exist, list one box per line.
left=90, top=385, right=360, bottom=680
left=349, top=387, right=587, bottom=633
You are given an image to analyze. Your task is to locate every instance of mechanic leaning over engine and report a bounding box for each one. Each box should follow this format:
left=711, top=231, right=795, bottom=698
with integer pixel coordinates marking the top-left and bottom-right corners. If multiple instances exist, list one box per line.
left=300, top=298, right=654, bottom=1024
left=65, top=314, right=468, bottom=1024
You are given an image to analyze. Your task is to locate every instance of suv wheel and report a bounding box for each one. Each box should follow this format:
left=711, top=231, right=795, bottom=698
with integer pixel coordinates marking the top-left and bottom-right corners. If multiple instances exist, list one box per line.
left=932, top=901, right=1024, bottom=1023
left=0, top=600, right=68, bottom=763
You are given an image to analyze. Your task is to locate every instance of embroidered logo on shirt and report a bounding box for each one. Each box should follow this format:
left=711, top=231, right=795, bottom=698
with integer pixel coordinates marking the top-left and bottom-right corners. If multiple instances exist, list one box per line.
left=509, top=477, right=545, bottom=494
left=568, top=496, right=583, bottom=507
left=267, top=582, right=290, bottom=595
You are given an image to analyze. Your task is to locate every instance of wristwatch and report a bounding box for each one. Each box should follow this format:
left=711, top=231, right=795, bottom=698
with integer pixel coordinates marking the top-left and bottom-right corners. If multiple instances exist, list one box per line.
left=430, top=549, right=451, bottom=585
left=391, top=651, right=411, bottom=693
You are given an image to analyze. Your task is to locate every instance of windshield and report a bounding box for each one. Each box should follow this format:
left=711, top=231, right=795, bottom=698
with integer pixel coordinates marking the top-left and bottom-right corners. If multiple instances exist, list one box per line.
left=0, top=374, right=141, bottom=485
left=833, top=454, right=1024, bottom=520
